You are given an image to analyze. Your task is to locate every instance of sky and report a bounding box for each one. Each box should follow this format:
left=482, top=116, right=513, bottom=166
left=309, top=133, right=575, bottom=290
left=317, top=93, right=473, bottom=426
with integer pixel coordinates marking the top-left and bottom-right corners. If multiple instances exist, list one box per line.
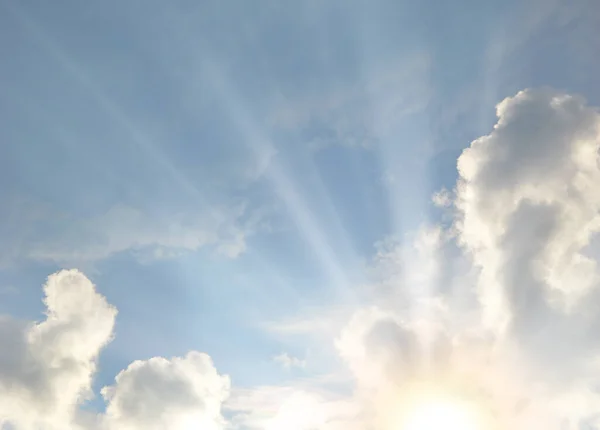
left=1, top=0, right=600, bottom=429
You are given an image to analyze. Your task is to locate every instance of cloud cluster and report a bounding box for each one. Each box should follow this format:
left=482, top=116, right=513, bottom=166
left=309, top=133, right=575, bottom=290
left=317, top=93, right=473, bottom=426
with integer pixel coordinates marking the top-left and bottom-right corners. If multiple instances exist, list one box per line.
left=0, top=270, right=230, bottom=430
left=334, top=88, right=600, bottom=429
left=456, top=89, right=600, bottom=332
left=0, top=270, right=117, bottom=429
left=238, top=88, right=600, bottom=430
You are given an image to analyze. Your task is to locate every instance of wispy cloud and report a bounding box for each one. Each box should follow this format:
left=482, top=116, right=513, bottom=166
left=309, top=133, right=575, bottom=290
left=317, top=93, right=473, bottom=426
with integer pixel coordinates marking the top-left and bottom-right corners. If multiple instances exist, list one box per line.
left=0, top=202, right=264, bottom=268
left=269, top=55, right=431, bottom=151
left=273, top=352, right=307, bottom=371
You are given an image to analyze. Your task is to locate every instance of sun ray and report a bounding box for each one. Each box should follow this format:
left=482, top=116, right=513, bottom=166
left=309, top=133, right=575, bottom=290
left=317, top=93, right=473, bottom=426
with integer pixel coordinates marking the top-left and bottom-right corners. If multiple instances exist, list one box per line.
left=200, top=60, right=363, bottom=303
left=5, top=2, right=220, bottom=212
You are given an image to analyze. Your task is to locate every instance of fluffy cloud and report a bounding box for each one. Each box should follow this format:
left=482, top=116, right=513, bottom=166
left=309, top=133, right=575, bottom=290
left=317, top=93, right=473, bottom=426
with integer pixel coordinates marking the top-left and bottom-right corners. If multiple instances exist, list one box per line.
left=452, top=88, right=600, bottom=427
left=335, top=88, right=600, bottom=429
left=456, top=89, right=600, bottom=333
left=0, top=270, right=230, bottom=430
left=102, top=353, right=230, bottom=430
left=0, top=270, right=117, bottom=429
left=226, top=385, right=361, bottom=430
left=254, top=88, right=600, bottom=430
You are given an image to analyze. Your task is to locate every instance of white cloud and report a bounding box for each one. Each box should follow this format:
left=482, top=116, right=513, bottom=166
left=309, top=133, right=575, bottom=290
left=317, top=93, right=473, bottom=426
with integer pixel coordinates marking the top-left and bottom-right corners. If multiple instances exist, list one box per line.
left=273, top=353, right=306, bottom=371
left=356, top=88, right=600, bottom=429
left=336, top=307, right=420, bottom=389
left=432, top=187, right=452, bottom=207
left=455, top=88, right=600, bottom=331
left=255, top=88, right=600, bottom=430
left=0, top=270, right=117, bottom=429
left=450, top=88, right=600, bottom=427
left=226, top=385, right=361, bottom=430
left=102, top=352, right=230, bottom=430
left=0, top=270, right=230, bottom=430
left=1, top=202, right=263, bottom=267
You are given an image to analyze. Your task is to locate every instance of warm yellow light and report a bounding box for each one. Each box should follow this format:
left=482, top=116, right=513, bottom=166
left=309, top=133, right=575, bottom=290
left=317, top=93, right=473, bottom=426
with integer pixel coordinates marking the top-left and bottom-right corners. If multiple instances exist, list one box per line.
left=401, top=398, right=481, bottom=430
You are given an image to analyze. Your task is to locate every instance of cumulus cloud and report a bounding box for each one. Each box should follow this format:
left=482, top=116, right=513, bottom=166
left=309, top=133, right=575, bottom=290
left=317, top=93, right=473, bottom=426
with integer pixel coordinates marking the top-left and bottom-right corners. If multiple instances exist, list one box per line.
left=253, top=88, right=600, bottom=430
left=432, top=187, right=452, bottom=207
left=334, top=88, right=600, bottom=429
left=456, top=89, right=600, bottom=332
left=0, top=270, right=117, bottom=429
left=0, top=270, right=230, bottom=430
left=452, top=88, right=600, bottom=426
left=102, top=352, right=230, bottom=430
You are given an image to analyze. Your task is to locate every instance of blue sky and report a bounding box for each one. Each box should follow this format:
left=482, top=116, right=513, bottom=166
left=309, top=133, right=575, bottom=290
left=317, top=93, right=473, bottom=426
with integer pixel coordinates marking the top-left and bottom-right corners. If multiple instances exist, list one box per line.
left=1, top=1, right=600, bottom=429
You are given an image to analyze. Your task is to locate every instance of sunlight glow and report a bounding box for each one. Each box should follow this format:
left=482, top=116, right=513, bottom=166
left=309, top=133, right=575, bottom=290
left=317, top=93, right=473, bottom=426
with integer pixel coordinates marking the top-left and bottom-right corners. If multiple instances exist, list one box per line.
left=401, top=398, right=482, bottom=430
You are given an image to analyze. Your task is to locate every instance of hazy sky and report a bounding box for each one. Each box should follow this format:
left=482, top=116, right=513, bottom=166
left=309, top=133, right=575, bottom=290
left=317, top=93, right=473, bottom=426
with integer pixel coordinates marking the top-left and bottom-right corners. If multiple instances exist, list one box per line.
left=1, top=1, right=600, bottom=429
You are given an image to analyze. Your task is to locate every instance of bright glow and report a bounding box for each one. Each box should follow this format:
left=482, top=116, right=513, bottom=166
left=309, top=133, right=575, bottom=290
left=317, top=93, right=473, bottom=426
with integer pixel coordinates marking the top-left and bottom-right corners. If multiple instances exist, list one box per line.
left=402, top=399, right=481, bottom=430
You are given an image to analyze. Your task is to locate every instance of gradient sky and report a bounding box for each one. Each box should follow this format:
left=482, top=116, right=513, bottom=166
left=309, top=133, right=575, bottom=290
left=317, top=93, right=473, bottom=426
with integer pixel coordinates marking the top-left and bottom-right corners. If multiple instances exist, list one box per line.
left=1, top=1, right=600, bottom=429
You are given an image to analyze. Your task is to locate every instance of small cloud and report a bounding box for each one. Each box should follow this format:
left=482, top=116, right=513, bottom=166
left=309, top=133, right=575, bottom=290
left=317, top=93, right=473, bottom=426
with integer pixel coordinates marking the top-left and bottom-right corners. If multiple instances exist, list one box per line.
left=102, top=352, right=230, bottom=430
left=432, top=187, right=452, bottom=207
left=273, top=352, right=306, bottom=370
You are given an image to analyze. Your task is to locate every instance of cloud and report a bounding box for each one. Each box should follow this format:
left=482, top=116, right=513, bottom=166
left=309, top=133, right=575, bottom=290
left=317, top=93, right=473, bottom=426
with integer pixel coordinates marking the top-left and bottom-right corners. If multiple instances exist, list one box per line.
left=1, top=201, right=264, bottom=267
left=101, top=352, right=230, bottom=430
left=450, top=88, right=600, bottom=426
left=273, top=353, right=306, bottom=370
left=226, top=385, right=361, bottom=430
left=336, top=307, right=419, bottom=389
left=365, top=88, right=600, bottom=429
left=432, top=188, right=452, bottom=208
left=0, top=270, right=230, bottom=430
left=0, top=270, right=117, bottom=429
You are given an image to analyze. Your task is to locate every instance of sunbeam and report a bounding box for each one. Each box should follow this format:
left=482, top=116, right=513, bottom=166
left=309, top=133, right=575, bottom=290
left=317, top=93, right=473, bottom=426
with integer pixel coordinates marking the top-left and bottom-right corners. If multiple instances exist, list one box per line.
left=4, top=3, right=216, bottom=207
left=199, top=59, right=360, bottom=303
